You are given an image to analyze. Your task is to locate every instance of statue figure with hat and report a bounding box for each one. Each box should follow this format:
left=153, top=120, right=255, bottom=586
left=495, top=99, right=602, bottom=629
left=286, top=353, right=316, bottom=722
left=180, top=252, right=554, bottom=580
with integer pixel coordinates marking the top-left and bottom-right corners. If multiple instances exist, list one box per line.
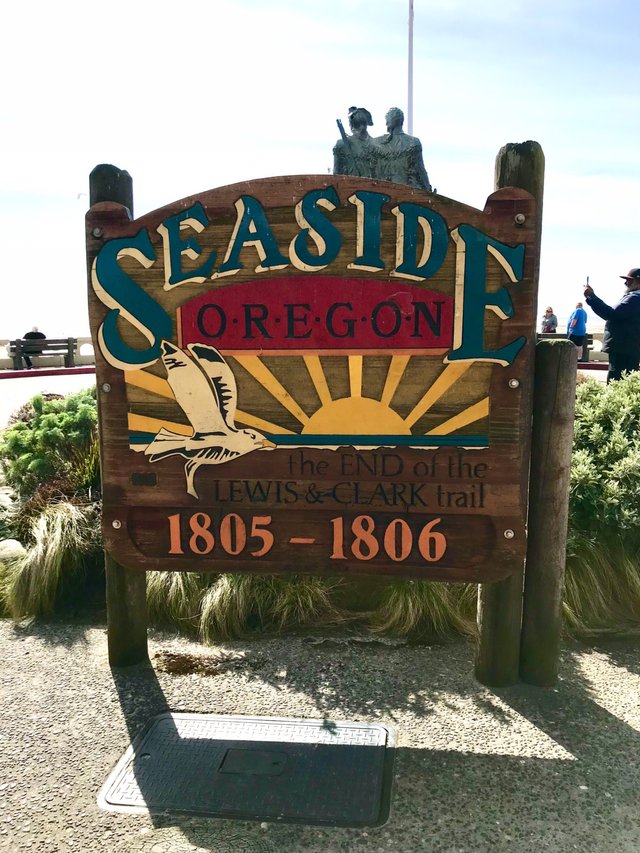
left=333, top=106, right=378, bottom=179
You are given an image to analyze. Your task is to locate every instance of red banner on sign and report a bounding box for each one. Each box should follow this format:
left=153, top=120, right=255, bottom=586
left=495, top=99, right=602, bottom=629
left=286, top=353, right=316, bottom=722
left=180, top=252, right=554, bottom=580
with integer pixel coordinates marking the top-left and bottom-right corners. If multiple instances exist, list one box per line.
left=179, top=277, right=453, bottom=353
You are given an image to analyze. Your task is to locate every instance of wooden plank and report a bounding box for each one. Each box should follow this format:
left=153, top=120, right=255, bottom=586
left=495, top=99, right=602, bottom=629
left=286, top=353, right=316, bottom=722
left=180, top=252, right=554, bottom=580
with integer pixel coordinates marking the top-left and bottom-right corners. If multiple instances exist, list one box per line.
left=105, top=552, right=148, bottom=667
left=90, top=164, right=148, bottom=668
left=520, top=339, right=577, bottom=685
left=475, top=140, right=544, bottom=687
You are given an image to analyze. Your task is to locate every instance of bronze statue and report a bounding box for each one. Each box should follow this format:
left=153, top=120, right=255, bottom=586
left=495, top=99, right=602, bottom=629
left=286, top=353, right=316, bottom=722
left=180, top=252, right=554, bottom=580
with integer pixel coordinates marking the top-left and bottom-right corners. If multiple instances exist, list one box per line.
left=333, top=107, right=378, bottom=179
left=375, top=107, right=432, bottom=191
left=333, top=106, right=433, bottom=190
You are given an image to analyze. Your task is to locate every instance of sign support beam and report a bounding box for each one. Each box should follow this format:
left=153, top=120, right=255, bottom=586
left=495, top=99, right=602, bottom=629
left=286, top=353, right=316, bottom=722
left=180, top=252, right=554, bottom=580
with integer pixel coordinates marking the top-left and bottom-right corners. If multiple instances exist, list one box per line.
left=105, top=553, right=148, bottom=667
left=520, top=339, right=576, bottom=685
left=475, top=141, right=545, bottom=687
left=90, top=164, right=148, bottom=668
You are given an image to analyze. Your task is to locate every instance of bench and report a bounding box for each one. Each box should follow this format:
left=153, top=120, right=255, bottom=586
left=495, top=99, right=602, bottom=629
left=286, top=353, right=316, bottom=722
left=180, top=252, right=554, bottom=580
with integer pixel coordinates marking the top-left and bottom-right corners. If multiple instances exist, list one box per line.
left=537, top=332, right=594, bottom=362
left=9, top=337, right=77, bottom=369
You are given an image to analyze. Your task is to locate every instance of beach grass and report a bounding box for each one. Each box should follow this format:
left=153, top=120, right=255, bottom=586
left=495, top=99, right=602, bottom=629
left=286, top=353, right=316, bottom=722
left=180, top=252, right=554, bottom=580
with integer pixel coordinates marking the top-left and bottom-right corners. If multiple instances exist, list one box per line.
left=2, top=500, right=100, bottom=618
left=2, top=374, right=640, bottom=641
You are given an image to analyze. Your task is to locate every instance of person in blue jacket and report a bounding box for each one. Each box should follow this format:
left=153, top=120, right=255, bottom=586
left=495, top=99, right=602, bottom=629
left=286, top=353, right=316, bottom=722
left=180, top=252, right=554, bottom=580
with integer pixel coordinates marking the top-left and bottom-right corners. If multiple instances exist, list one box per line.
left=566, top=302, right=588, bottom=348
left=585, top=268, right=640, bottom=383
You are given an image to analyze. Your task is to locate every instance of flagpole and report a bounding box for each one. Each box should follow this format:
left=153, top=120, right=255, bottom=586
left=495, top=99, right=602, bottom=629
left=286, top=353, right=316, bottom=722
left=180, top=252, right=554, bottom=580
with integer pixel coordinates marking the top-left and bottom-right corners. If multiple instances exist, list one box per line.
left=407, top=0, right=414, bottom=134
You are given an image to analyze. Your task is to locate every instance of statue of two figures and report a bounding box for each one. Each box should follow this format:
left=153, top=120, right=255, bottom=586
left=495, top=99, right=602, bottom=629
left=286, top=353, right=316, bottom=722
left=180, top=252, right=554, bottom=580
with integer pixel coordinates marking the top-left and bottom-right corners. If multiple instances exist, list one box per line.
left=333, top=106, right=432, bottom=191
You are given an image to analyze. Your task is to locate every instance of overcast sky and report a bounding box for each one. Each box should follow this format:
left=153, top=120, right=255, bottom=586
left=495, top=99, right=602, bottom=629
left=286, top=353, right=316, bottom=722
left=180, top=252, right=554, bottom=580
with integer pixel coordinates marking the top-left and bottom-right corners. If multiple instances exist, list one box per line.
left=2, top=0, right=638, bottom=337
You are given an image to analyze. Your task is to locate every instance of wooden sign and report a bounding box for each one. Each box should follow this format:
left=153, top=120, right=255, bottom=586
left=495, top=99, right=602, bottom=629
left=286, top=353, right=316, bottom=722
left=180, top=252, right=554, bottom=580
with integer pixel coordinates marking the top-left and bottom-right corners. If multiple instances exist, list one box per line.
left=86, top=175, right=538, bottom=581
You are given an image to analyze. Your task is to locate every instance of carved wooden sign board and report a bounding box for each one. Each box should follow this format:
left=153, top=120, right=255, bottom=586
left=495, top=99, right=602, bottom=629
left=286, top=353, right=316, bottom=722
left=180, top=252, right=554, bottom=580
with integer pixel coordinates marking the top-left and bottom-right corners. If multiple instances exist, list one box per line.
left=86, top=175, right=538, bottom=581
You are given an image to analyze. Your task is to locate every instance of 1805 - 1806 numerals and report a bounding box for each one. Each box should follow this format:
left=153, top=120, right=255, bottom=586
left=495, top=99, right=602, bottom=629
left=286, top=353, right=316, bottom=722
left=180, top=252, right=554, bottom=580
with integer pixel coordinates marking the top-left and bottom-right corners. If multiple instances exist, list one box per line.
left=166, top=512, right=447, bottom=564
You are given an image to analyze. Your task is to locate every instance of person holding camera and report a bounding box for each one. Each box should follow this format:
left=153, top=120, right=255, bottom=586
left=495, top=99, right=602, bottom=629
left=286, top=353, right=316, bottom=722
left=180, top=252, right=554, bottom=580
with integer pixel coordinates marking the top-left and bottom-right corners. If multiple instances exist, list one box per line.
left=584, top=268, right=640, bottom=383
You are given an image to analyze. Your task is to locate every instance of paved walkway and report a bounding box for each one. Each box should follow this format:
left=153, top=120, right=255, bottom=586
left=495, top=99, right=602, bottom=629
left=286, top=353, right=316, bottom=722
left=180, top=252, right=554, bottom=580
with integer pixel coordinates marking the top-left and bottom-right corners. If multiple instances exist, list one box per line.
left=1, top=618, right=639, bottom=852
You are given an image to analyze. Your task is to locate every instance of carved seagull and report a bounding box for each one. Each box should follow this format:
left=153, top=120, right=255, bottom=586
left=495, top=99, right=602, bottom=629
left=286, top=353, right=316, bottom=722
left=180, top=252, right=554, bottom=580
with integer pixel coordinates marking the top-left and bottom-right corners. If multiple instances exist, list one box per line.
left=144, top=340, right=275, bottom=498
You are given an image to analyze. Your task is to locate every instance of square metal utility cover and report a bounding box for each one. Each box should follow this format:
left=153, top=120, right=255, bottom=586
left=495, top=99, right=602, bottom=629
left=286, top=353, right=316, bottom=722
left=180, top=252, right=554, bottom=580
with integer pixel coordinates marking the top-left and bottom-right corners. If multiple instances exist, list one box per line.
left=98, top=713, right=395, bottom=827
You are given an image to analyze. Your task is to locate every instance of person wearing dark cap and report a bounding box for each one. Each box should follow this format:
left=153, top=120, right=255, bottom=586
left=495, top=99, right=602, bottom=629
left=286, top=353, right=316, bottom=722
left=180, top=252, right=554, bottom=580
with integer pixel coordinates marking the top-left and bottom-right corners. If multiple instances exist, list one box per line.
left=584, top=268, right=640, bottom=383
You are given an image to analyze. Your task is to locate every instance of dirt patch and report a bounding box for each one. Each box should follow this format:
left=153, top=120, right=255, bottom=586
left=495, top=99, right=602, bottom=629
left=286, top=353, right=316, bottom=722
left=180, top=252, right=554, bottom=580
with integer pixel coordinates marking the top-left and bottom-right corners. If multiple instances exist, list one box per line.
left=154, top=650, right=263, bottom=676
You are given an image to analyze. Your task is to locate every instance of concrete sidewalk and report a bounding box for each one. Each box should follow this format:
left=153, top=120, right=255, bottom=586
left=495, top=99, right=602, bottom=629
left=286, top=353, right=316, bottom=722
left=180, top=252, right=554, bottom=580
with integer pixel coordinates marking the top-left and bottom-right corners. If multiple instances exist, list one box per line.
left=1, top=618, right=639, bottom=852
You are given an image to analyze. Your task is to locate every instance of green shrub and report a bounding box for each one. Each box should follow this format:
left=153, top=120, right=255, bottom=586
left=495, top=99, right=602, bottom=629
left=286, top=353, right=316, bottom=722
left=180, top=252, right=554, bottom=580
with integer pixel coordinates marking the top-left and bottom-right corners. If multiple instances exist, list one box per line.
left=570, top=373, right=640, bottom=540
left=0, top=387, right=99, bottom=499
left=0, top=388, right=103, bottom=619
left=564, top=373, right=640, bottom=632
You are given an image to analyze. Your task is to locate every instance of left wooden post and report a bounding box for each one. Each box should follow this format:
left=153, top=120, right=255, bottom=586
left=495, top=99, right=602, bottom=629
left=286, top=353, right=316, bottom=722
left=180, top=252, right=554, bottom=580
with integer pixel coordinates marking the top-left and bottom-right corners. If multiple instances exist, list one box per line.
left=89, top=164, right=149, bottom=667
left=105, top=553, right=148, bottom=667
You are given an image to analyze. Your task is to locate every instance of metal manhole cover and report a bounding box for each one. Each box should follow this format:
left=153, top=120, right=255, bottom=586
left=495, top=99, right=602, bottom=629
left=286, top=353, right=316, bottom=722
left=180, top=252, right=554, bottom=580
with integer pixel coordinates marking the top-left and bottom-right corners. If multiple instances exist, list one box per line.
left=99, top=713, right=395, bottom=827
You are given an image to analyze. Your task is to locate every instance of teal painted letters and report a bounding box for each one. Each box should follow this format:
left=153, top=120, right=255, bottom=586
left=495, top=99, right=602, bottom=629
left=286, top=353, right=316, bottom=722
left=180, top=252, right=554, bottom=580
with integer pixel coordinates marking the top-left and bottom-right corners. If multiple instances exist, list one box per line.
left=290, top=188, right=342, bottom=268
left=349, top=191, right=389, bottom=271
left=447, top=225, right=525, bottom=365
left=159, top=202, right=217, bottom=287
left=93, top=230, right=172, bottom=367
left=393, top=203, right=448, bottom=279
left=217, top=195, right=288, bottom=275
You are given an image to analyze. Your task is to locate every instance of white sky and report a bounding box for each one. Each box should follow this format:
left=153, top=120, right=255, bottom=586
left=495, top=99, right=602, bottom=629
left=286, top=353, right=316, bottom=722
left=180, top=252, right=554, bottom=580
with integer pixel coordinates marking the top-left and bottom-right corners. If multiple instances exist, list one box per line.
left=1, top=0, right=638, bottom=337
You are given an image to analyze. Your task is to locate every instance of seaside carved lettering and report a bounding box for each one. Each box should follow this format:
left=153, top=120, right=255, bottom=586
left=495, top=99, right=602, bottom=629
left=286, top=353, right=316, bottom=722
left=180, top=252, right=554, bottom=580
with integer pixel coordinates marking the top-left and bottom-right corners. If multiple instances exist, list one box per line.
left=91, top=188, right=526, bottom=370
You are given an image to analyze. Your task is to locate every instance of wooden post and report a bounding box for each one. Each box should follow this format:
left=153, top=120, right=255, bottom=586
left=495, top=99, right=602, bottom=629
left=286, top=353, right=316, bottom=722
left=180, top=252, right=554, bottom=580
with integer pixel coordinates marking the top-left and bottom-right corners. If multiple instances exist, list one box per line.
left=89, top=164, right=134, bottom=215
left=105, top=554, right=148, bottom=667
left=494, top=141, right=545, bottom=221
left=475, top=576, right=524, bottom=687
left=90, top=164, right=148, bottom=667
left=520, top=340, right=576, bottom=685
left=475, top=141, right=545, bottom=687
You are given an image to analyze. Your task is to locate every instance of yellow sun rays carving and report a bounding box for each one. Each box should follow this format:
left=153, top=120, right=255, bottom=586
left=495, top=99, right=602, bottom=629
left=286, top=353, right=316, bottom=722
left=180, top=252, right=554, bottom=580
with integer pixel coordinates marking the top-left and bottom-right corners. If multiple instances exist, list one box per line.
left=426, top=397, right=490, bottom=435
left=348, top=355, right=363, bottom=398
left=381, top=355, right=411, bottom=406
left=234, top=411, right=295, bottom=435
left=303, top=355, right=332, bottom=406
left=233, top=355, right=310, bottom=425
left=125, top=369, right=175, bottom=399
left=125, top=369, right=293, bottom=435
left=128, top=412, right=192, bottom=437
left=126, top=352, right=489, bottom=442
left=404, top=362, right=472, bottom=428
